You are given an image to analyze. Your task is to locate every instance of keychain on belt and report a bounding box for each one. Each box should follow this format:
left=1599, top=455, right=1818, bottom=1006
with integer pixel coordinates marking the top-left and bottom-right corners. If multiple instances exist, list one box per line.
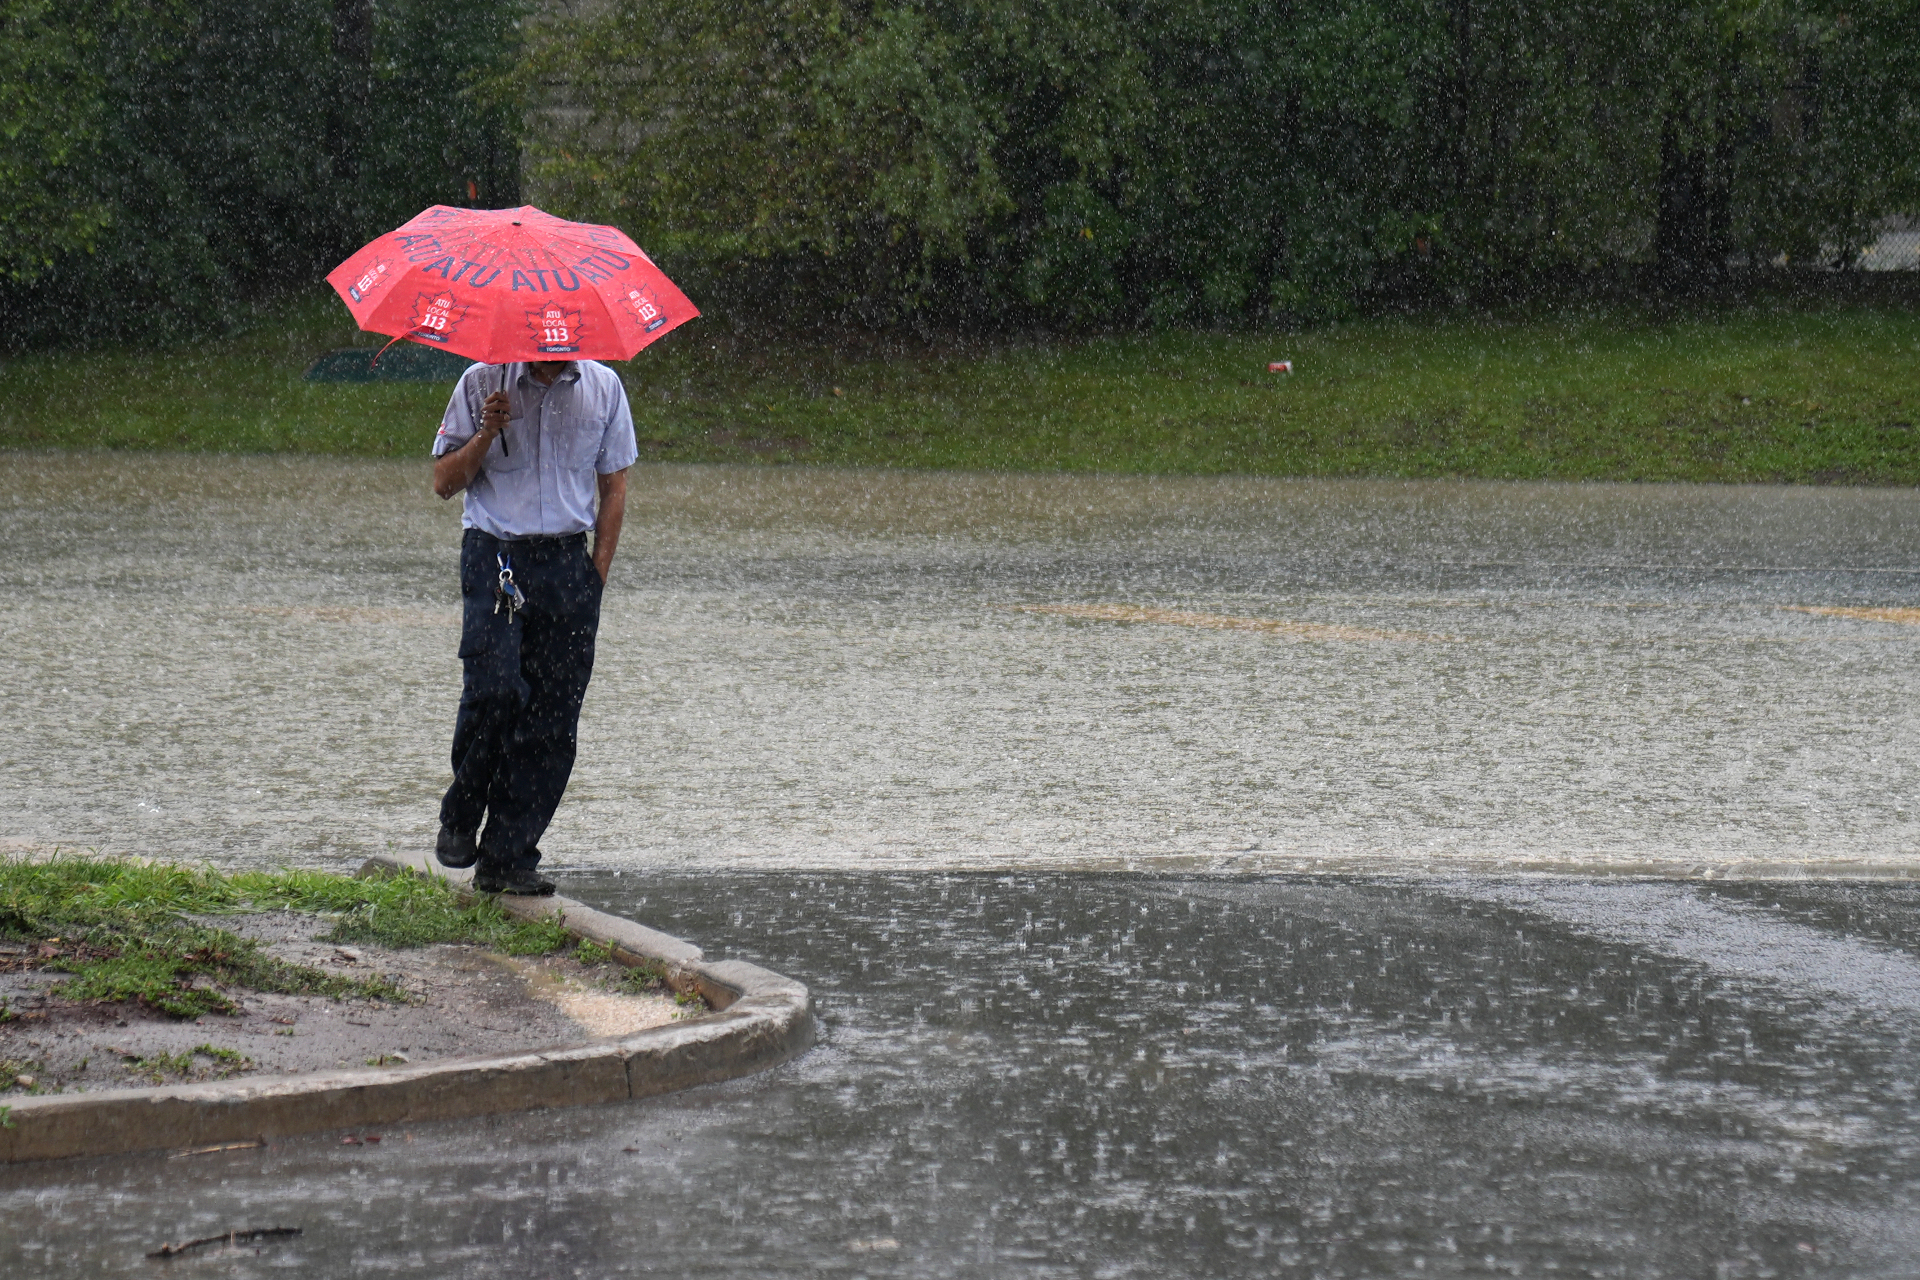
left=494, top=552, right=527, bottom=617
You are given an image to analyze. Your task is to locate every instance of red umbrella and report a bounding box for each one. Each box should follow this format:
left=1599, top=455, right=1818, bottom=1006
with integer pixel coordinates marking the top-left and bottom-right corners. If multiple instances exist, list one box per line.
left=325, top=205, right=698, bottom=366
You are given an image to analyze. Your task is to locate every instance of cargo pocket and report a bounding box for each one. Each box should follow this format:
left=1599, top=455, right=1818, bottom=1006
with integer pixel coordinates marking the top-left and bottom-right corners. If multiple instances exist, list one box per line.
left=458, top=589, right=500, bottom=658
left=458, top=543, right=505, bottom=658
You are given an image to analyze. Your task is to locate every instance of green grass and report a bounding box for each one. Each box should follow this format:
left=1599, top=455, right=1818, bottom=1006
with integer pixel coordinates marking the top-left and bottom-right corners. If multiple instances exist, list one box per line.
left=3, top=286, right=1918, bottom=482
left=572, top=937, right=679, bottom=997
left=0, top=855, right=573, bottom=1019
left=122, top=1044, right=253, bottom=1084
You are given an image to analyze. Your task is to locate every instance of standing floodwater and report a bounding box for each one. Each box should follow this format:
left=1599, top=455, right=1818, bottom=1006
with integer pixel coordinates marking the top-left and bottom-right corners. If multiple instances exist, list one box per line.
left=6, top=457, right=1920, bottom=1275
left=3, top=454, right=1918, bottom=876
left=5, top=871, right=1920, bottom=1277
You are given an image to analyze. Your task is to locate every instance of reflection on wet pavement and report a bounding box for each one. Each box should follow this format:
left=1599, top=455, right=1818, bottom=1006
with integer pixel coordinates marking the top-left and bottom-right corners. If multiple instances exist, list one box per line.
left=5, top=455, right=1920, bottom=875
left=5, top=872, right=1918, bottom=1278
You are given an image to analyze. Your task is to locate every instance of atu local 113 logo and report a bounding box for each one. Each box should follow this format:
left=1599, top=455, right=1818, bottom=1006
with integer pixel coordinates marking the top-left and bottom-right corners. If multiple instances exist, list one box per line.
left=619, top=285, right=668, bottom=333
left=409, top=291, right=468, bottom=343
left=527, top=305, right=583, bottom=354
left=347, top=260, right=391, bottom=303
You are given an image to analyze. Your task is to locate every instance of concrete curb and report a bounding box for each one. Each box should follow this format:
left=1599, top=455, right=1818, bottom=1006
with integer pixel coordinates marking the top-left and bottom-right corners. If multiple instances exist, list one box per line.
left=0, top=854, right=813, bottom=1165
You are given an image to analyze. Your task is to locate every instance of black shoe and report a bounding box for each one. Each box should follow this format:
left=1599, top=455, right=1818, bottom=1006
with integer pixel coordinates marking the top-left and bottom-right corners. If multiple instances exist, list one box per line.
left=435, top=824, right=479, bottom=869
left=473, top=865, right=556, bottom=896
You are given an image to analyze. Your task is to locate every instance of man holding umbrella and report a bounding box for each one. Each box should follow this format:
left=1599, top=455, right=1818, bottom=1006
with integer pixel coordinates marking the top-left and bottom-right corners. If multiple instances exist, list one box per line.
left=427, top=357, right=634, bottom=893
left=327, top=205, right=698, bottom=894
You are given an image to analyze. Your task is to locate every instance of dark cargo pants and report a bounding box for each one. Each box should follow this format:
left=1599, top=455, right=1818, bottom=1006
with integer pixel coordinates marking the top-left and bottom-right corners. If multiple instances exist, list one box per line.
left=439, top=528, right=602, bottom=873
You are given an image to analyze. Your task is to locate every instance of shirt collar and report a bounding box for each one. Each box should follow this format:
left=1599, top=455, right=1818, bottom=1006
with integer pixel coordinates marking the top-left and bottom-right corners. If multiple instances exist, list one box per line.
left=515, top=361, right=580, bottom=388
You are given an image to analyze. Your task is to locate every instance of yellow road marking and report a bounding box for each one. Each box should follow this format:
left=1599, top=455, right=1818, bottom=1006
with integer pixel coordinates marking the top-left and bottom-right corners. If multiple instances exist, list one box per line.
left=239, top=606, right=457, bottom=627
left=1787, top=606, right=1920, bottom=626
left=1014, top=603, right=1433, bottom=641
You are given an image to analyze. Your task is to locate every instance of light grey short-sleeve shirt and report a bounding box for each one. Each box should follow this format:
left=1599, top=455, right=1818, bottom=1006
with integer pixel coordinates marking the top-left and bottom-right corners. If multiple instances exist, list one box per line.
left=432, top=360, right=639, bottom=539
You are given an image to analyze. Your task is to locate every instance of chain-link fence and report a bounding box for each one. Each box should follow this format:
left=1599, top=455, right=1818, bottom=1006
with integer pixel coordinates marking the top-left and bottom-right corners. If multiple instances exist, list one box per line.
left=1854, top=218, right=1920, bottom=271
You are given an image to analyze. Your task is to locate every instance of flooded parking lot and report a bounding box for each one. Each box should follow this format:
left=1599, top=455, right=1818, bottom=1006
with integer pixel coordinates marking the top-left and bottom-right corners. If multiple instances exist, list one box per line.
left=4, top=455, right=1920, bottom=1275
left=5, top=454, right=1919, bottom=875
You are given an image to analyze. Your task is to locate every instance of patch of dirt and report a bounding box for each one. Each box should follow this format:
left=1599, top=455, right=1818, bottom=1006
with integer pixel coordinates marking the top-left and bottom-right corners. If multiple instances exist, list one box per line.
left=0, top=911, right=688, bottom=1096
left=1013, top=602, right=1442, bottom=642
left=238, top=606, right=458, bottom=628
left=1787, top=605, right=1920, bottom=626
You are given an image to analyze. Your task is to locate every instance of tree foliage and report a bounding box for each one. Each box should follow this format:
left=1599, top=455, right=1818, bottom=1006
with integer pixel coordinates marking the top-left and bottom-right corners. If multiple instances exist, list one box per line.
left=525, top=0, right=1920, bottom=326
left=5, top=0, right=1916, bottom=340
left=1, top=0, right=525, bottom=343
left=0, top=1, right=111, bottom=283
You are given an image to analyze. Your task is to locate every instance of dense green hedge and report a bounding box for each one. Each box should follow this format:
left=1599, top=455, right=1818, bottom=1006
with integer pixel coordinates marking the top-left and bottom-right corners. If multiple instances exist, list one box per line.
left=5, top=0, right=1917, bottom=343
left=524, top=0, right=1920, bottom=325
left=0, top=0, right=522, bottom=345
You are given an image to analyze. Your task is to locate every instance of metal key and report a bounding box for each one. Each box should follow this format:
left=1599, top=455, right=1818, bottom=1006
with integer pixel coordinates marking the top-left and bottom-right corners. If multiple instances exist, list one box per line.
left=496, top=552, right=526, bottom=618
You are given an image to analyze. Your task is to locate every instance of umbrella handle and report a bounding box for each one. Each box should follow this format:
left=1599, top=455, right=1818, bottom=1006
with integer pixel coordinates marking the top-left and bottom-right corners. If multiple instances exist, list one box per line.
left=496, top=363, right=510, bottom=457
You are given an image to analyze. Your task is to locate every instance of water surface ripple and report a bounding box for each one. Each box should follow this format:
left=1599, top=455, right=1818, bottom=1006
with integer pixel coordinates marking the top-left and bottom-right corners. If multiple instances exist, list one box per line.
left=4, top=456, right=1919, bottom=874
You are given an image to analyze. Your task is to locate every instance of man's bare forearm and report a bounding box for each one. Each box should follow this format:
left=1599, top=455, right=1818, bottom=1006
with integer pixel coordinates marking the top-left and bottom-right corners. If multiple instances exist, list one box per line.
left=432, top=426, right=502, bottom=498
left=593, top=469, right=628, bottom=583
left=433, top=389, right=511, bottom=499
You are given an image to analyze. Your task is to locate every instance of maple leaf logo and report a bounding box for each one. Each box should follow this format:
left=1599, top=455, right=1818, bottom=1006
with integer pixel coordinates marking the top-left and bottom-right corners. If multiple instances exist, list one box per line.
left=618, top=285, right=668, bottom=333
left=527, top=304, right=584, bottom=354
left=409, top=291, right=468, bottom=343
left=347, top=259, right=391, bottom=304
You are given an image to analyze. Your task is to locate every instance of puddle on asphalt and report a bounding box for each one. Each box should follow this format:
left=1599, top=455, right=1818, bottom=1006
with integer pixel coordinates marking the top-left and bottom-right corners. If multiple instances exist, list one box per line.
left=5, top=871, right=1919, bottom=1278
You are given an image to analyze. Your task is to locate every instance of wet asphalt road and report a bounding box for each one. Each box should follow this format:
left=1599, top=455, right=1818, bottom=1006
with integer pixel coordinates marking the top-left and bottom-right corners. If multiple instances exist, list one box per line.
left=4, top=871, right=1918, bottom=1278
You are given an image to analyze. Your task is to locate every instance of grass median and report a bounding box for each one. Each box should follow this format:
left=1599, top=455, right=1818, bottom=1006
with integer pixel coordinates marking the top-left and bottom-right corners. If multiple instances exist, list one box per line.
left=4, top=286, right=1918, bottom=483
left=0, top=855, right=572, bottom=1020
left=1, top=855, right=695, bottom=1098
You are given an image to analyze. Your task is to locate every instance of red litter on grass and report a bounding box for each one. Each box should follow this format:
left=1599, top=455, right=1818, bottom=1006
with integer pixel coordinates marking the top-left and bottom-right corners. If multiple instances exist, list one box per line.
left=1268, top=361, right=1293, bottom=373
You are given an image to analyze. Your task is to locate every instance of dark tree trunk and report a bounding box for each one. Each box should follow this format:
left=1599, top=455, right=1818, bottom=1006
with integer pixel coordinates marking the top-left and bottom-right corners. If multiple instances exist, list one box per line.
left=1254, top=82, right=1299, bottom=321
left=1252, top=0, right=1299, bottom=320
left=1655, top=117, right=1731, bottom=288
left=481, top=128, right=522, bottom=209
left=328, top=0, right=372, bottom=185
left=1449, top=0, right=1473, bottom=201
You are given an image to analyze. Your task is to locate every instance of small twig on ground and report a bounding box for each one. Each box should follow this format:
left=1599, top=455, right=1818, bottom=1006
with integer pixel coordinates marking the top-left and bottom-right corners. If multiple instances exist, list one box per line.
left=147, top=1226, right=301, bottom=1258
left=167, top=1140, right=265, bottom=1159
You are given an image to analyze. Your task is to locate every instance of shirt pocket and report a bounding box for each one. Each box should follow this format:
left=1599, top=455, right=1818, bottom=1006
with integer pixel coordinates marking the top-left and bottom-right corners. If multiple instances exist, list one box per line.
left=486, top=416, right=533, bottom=472
left=557, top=414, right=604, bottom=472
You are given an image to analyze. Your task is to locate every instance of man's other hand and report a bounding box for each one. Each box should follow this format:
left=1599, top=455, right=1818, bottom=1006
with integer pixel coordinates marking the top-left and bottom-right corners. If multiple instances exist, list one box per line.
left=593, top=468, right=628, bottom=583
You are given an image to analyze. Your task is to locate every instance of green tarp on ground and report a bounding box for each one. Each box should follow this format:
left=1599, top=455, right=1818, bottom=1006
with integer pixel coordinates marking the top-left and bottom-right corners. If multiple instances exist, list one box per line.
left=304, top=345, right=474, bottom=383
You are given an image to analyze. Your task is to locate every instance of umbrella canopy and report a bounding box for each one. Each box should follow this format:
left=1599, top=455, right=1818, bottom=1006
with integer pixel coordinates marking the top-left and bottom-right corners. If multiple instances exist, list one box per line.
left=326, top=205, right=698, bottom=365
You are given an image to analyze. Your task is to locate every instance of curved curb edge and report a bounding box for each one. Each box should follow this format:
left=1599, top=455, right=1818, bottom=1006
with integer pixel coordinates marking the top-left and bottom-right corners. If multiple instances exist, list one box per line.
left=0, top=854, right=813, bottom=1165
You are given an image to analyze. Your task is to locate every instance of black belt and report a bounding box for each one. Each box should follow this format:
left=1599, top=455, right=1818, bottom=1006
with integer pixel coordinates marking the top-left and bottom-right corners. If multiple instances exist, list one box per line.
left=472, top=530, right=587, bottom=546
